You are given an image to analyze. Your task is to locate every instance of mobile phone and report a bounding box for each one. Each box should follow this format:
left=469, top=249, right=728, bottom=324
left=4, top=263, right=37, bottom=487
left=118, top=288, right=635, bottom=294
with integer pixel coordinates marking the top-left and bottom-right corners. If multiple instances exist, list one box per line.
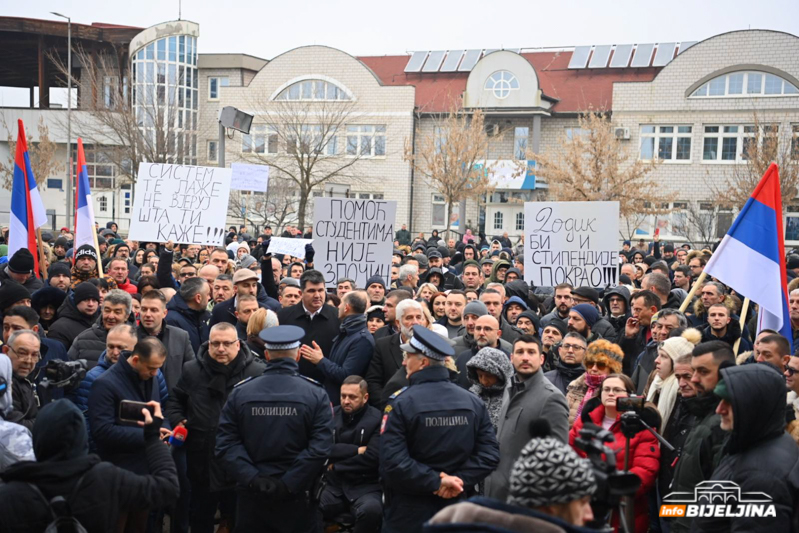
left=119, top=400, right=154, bottom=423
left=654, top=228, right=660, bottom=237
left=616, top=396, right=646, bottom=412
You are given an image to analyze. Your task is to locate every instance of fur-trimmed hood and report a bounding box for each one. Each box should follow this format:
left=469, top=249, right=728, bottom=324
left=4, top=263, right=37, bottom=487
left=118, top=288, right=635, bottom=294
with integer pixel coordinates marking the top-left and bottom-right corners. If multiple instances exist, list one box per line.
left=466, top=347, right=514, bottom=394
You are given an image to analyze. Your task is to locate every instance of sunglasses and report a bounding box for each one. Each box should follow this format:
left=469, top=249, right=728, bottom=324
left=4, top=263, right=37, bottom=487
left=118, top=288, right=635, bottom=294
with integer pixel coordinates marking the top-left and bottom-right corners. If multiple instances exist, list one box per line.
left=584, top=360, right=607, bottom=371
left=786, top=367, right=798, bottom=377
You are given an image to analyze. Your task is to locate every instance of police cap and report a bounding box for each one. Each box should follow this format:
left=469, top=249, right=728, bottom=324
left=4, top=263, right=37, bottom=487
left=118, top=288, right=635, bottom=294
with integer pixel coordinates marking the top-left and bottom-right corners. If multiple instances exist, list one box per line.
left=259, top=325, right=305, bottom=350
left=400, top=325, right=454, bottom=360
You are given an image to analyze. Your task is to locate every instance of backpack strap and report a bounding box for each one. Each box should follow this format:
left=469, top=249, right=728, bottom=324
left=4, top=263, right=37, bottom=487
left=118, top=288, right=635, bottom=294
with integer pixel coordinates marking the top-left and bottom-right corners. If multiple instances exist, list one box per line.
left=26, top=472, right=89, bottom=519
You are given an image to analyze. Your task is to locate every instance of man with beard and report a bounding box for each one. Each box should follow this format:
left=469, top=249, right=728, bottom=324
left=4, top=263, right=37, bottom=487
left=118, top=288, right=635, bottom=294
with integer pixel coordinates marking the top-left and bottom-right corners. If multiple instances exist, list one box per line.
left=754, top=333, right=791, bottom=373
left=318, top=376, right=382, bottom=533
left=441, top=291, right=467, bottom=339
left=540, top=319, right=567, bottom=372
left=372, top=290, right=411, bottom=340
left=45, top=262, right=72, bottom=293
left=631, top=309, right=687, bottom=394
left=566, top=304, right=599, bottom=343
left=365, top=276, right=386, bottom=306
left=459, top=261, right=483, bottom=292
left=454, top=315, right=507, bottom=389
left=601, top=286, right=630, bottom=339
left=619, top=290, right=661, bottom=377
left=669, top=341, right=734, bottom=533
left=544, top=332, right=586, bottom=396
left=540, top=284, right=573, bottom=331
left=700, top=304, right=751, bottom=351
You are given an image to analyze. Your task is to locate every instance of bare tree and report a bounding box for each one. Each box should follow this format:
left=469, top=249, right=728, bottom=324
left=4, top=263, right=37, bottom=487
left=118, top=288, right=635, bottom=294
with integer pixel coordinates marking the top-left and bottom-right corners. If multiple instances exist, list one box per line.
left=532, top=111, right=670, bottom=232
left=0, top=116, right=63, bottom=190
left=670, top=201, right=717, bottom=247
left=226, top=176, right=300, bottom=233
left=710, top=110, right=799, bottom=213
left=405, top=106, right=512, bottom=241
left=242, top=95, right=376, bottom=229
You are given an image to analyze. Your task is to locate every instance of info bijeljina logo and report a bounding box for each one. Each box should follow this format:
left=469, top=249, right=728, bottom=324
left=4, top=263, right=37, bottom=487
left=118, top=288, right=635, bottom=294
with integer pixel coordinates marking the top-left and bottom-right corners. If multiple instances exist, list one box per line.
left=660, top=481, right=776, bottom=519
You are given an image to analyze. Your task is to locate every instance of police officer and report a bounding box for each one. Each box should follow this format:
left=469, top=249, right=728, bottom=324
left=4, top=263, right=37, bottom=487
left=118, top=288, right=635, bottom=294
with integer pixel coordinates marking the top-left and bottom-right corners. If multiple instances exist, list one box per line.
left=379, top=326, right=500, bottom=533
left=215, top=325, right=334, bottom=533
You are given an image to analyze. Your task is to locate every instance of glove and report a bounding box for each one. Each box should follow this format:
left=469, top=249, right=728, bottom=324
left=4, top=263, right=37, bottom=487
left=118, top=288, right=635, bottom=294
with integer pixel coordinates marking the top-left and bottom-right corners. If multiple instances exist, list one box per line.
left=249, top=475, right=278, bottom=493
left=304, top=243, right=315, bottom=264
left=262, top=238, right=271, bottom=253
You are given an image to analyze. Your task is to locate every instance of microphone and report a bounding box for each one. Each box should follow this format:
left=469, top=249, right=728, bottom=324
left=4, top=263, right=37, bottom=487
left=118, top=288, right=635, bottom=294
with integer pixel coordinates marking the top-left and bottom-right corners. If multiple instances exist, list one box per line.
left=169, top=426, right=187, bottom=447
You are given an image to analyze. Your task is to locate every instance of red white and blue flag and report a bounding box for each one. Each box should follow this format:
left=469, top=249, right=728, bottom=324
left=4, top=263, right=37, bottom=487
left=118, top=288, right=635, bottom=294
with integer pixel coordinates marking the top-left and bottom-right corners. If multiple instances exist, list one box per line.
left=703, top=163, right=792, bottom=351
left=74, top=138, right=97, bottom=250
left=8, top=119, right=47, bottom=275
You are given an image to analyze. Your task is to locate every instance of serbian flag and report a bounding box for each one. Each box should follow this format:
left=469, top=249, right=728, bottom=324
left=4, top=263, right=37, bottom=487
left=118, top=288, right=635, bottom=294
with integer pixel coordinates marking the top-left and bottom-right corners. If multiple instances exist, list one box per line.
left=8, top=119, right=47, bottom=276
left=74, top=138, right=97, bottom=249
left=703, top=163, right=792, bottom=351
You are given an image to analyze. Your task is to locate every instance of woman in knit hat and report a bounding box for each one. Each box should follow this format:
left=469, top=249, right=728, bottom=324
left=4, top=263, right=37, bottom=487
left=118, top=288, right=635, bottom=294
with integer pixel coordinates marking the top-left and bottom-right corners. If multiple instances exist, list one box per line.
left=565, top=339, right=624, bottom=426
left=365, top=305, right=386, bottom=334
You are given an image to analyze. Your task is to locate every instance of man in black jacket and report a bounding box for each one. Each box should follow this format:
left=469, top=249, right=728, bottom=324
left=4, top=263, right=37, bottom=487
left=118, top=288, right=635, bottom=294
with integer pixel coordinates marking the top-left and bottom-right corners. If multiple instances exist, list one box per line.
left=165, top=276, right=211, bottom=353
left=319, top=376, right=382, bottom=533
left=277, top=269, right=340, bottom=382
left=47, top=282, right=101, bottom=350
left=210, top=269, right=280, bottom=327
left=0, top=399, right=179, bottom=533
left=166, top=322, right=265, bottom=533
left=2, top=330, right=41, bottom=430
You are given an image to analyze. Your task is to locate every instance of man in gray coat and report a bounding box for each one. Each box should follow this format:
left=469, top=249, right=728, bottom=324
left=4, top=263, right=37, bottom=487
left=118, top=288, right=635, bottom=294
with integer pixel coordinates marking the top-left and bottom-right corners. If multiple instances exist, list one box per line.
left=484, top=334, right=569, bottom=502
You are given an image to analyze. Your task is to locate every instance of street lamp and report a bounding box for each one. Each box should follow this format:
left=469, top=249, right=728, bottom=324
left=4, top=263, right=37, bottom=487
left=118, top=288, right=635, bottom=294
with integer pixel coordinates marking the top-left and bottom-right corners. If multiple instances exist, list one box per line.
left=218, top=106, right=253, bottom=168
left=51, top=12, right=72, bottom=230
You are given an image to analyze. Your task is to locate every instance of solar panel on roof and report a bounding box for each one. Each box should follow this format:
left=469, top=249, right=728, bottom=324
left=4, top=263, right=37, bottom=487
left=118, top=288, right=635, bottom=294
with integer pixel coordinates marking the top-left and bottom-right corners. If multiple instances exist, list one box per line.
left=588, top=45, right=612, bottom=68
left=422, top=50, right=446, bottom=72
left=568, top=46, right=591, bottom=69
left=440, top=50, right=464, bottom=72
left=458, top=49, right=482, bottom=71
left=404, top=51, right=428, bottom=73
left=631, top=44, right=654, bottom=67
left=610, top=44, right=633, bottom=68
left=678, top=41, right=697, bottom=54
left=652, top=43, right=677, bottom=67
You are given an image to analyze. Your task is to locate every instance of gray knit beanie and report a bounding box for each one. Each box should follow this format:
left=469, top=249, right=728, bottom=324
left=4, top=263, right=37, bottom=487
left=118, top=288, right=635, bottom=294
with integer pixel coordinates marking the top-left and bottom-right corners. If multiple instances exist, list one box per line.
left=463, top=300, right=488, bottom=318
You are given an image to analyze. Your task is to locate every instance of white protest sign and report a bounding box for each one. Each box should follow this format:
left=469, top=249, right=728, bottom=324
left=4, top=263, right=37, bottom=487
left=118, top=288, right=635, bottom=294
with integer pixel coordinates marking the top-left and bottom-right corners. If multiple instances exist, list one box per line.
left=313, top=198, right=396, bottom=289
left=268, top=237, right=312, bottom=259
left=230, top=163, right=269, bottom=192
left=128, top=162, right=232, bottom=245
left=524, top=201, right=619, bottom=288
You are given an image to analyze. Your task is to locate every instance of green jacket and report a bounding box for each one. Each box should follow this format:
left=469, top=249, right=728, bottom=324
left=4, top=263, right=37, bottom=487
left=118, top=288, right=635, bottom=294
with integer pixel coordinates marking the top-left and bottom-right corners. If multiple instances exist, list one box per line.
left=395, top=229, right=411, bottom=246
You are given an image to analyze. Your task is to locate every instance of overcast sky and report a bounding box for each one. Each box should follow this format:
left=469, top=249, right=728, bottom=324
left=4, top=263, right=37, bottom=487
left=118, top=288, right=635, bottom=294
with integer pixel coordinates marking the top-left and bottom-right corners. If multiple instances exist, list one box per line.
left=5, top=0, right=799, bottom=58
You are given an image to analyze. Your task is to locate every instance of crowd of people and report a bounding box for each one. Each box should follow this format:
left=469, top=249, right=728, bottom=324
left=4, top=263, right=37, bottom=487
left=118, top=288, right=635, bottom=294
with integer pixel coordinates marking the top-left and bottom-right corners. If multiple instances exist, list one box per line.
left=0, top=222, right=798, bottom=533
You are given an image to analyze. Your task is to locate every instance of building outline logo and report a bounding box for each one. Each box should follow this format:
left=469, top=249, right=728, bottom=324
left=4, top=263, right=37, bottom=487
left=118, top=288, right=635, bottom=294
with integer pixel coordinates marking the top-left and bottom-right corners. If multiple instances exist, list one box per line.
left=660, top=481, right=776, bottom=519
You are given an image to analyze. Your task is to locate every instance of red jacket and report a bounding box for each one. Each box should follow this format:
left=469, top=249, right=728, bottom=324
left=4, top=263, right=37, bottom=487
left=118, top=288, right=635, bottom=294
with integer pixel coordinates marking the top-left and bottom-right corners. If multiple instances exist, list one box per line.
left=116, top=278, right=138, bottom=295
left=569, top=403, right=660, bottom=533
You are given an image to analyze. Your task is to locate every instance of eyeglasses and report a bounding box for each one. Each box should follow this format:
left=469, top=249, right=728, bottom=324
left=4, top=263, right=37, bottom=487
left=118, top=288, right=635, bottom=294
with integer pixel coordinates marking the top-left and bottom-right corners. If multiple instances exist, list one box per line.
left=7, top=346, right=41, bottom=362
left=561, top=343, right=586, bottom=352
left=209, top=340, right=238, bottom=349
left=584, top=360, right=607, bottom=371
left=786, top=367, right=798, bottom=376
left=601, top=387, right=627, bottom=395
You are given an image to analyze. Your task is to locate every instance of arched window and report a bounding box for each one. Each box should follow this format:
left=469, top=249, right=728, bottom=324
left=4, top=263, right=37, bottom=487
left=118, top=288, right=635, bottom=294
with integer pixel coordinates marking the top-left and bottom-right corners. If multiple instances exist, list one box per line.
left=691, top=71, right=798, bottom=97
left=493, top=211, right=504, bottom=230
left=275, top=79, right=351, bottom=101
left=484, top=71, right=519, bottom=100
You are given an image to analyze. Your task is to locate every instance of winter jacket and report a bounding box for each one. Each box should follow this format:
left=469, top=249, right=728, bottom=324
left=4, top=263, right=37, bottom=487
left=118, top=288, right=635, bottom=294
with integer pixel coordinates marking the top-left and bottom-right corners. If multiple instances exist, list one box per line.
left=630, top=341, right=659, bottom=395
left=47, top=294, right=99, bottom=349
left=164, top=343, right=265, bottom=490
left=67, top=319, right=112, bottom=368
left=465, top=348, right=515, bottom=433
left=395, top=228, right=411, bottom=246
left=570, top=403, right=660, bottom=533
left=693, top=364, right=799, bottom=533
left=565, top=373, right=589, bottom=427
left=501, top=296, right=528, bottom=324
left=165, top=292, right=210, bottom=354
left=699, top=321, right=752, bottom=352
left=326, top=404, right=382, bottom=500
left=498, top=315, right=523, bottom=344
left=70, top=350, right=168, bottom=449
left=0, top=266, right=42, bottom=294
left=0, top=400, right=179, bottom=533
left=277, top=301, right=341, bottom=383
left=544, top=360, right=585, bottom=396
left=601, top=285, right=631, bottom=338
left=455, top=343, right=510, bottom=389
left=208, top=292, right=280, bottom=331
left=136, top=323, right=195, bottom=394
left=451, top=334, right=512, bottom=361
left=365, top=332, right=404, bottom=408
left=658, top=394, right=697, bottom=503
left=8, top=373, right=37, bottom=430
left=115, top=277, right=138, bottom=295
left=318, top=314, right=375, bottom=405
left=88, top=353, right=168, bottom=474
left=669, top=393, right=727, bottom=533
left=539, top=308, right=570, bottom=333
left=618, top=326, right=651, bottom=377
left=484, top=369, right=569, bottom=502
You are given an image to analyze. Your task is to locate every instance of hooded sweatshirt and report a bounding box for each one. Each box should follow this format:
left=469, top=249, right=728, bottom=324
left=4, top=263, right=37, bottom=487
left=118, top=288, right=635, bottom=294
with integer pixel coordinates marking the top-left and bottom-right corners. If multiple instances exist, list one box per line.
left=0, top=354, right=34, bottom=469
left=466, top=348, right=514, bottom=432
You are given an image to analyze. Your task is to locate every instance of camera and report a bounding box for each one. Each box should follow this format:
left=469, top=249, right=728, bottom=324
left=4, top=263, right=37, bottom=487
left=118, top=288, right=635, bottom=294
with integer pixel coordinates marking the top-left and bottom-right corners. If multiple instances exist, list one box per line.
left=39, top=359, right=88, bottom=392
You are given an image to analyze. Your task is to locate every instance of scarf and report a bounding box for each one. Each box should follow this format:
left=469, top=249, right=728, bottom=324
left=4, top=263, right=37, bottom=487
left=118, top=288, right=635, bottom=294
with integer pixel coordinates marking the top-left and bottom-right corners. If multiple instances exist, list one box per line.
left=647, top=373, right=679, bottom=431
left=71, top=263, right=99, bottom=288
left=576, top=373, right=607, bottom=421
left=203, top=350, right=245, bottom=397
left=554, top=359, right=585, bottom=384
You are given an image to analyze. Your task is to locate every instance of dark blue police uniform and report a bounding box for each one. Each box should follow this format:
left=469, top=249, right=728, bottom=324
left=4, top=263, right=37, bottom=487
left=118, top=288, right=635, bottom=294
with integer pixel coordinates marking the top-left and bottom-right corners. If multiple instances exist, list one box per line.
left=215, top=325, right=334, bottom=533
left=379, top=326, right=500, bottom=533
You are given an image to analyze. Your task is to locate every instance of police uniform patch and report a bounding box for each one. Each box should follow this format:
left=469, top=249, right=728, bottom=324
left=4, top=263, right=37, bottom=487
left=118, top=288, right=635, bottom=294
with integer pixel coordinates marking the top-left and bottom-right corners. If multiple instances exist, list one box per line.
left=388, top=386, right=407, bottom=400
left=383, top=405, right=393, bottom=414
left=234, top=376, right=255, bottom=388
left=380, top=414, right=389, bottom=435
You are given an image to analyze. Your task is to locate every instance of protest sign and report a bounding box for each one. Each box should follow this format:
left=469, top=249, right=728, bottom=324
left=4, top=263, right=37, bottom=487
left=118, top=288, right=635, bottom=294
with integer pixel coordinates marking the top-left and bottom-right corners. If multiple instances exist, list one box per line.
left=313, top=198, right=396, bottom=288
left=524, top=201, right=619, bottom=288
left=268, top=237, right=312, bottom=259
left=128, top=162, right=232, bottom=245
left=231, top=163, right=269, bottom=192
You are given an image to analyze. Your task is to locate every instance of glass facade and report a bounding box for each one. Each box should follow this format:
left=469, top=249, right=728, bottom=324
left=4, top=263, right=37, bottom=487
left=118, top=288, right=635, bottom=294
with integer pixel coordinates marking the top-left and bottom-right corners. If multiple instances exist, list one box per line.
left=131, top=33, right=198, bottom=165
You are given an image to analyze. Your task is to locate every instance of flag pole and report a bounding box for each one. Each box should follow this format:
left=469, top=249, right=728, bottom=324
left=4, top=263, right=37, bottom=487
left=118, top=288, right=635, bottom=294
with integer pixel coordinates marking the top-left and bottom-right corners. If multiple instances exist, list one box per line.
left=733, top=297, right=751, bottom=356
left=93, top=229, right=104, bottom=277
left=679, top=271, right=707, bottom=314
left=35, top=228, right=47, bottom=280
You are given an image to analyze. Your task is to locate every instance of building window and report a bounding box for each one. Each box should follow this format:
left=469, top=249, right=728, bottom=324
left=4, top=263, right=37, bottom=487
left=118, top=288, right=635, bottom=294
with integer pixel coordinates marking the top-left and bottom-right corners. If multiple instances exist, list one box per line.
left=98, top=196, right=108, bottom=212
left=208, top=76, right=228, bottom=100
left=103, top=76, right=118, bottom=109
left=515, top=211, right=524, bottom=231
left=275, top=79, right=351, bottom=101
left=346, top=125, right=386, bottom=157
left=565, top=128, right=586, bottom=140
left=514, top=127, right=529, bottom=160
left=691, top=71, right=799, bottom=98
left=702, top=125, right=776, bottom=163
left=356, top=192, right=385, bottom=200
left=124, top=191, right=131, bottom=214
left=640, top=125, right=692, bottom=161
left=72, top=144, right=116, bottom=189
left=208, top=140, right=218, bottom=162
left=291, top=125, right=337, bottom=155
left=434, top=126, right=446, bottom=154
left=493, top=211, right=504, bottom=230
left=484, top=71, right=519, bottom=100
left=432, top=194, right=446, bottom=227
left=242, top=125, right=279, bottom=154
left=792, top=125, right=799, bottom=160
left=47, top=178, right=63, bottom=190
